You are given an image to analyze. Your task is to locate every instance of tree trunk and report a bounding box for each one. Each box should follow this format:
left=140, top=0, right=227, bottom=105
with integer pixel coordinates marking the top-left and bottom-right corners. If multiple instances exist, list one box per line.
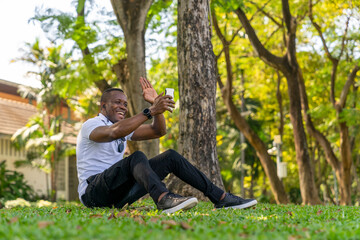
left=169, top=0, right=224, bottom=199
left=222, top=86, right=288, bottom=203
left=284, top=71, right=321, bottom=205
left=339, top=121, right=352, bottom=204
left=110, top=0, right=159, bottom=158
left=306, top=1, right=360, bottom=205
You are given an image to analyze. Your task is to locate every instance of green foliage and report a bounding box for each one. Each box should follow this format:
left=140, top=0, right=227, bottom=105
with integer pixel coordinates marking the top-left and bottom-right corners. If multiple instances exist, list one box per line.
left=339, top=108, right=360, bottom=127
left=13, top=38, right=77, bottom=200
left=146, top=0, right=174, bottom=31
left=0, top=161, right=35, bottom=203
left=2, top=201, right=360, bottom=239
left=29, top=1, right=126, bottom=118
left=19, top=0, right=360, bottom=204
left=11, top=113, right=75, bottom=174
left=212, top=0, right=245, bottom=12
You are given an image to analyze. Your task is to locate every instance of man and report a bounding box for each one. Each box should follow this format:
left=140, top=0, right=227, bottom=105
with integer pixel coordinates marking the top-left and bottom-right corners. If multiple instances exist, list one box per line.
left=76, top=77, right=257, bottom=213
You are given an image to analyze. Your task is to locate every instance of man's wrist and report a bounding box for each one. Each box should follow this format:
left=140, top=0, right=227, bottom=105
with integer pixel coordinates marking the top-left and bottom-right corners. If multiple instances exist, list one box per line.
left=142, top=108, right=153, bottom=119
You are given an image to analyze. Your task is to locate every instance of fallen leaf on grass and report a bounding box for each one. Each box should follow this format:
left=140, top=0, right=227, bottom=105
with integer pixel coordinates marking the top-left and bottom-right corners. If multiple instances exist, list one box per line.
left=239, top=233, right=248, bottom=238
left=89, top=214, right=103, bottom=218
left=133, top=216, right=146, bottom=225
left=66, top=209, right=72, bottom=214
left=9, top=217, right=19, bottom=224
left=161, top=220, right=178, bottom=229
left=161, top=220, right=177, bottom=226
left=218, top=221, right=227, bottom=225
left=116, top=211, right=129, bottom=217
left=76, top=226, right=82, bottom=230
left=316, top=210, right=323, bottom=215
left=108, top=213, right=117, bottom=220
left=286, top=211, right=293, bottom=216
left=150, top=217, right=160, bottom=223
left=288, top=235, right=303, bottom=240
left=38, top=221, right=54, bottom=229
left=243, top=225, right=248, bottom=229
left=180, top=222, right=192, bottom=230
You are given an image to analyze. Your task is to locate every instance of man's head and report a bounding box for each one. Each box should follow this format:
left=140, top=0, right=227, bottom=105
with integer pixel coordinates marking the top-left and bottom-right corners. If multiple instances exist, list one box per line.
left=100, top=88, right=128, bottom=123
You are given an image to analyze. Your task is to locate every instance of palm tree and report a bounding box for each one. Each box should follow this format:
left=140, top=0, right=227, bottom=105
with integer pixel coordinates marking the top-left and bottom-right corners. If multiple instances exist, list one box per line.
left=12, top=40, right=75, bottom=201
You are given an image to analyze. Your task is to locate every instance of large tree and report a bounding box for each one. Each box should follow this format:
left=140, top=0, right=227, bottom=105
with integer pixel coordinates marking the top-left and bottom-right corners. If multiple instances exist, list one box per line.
left=12, top=42, right=74, bottom=201
left=297, top=0, right=360, bottom=205
left=211, top=6, right=288, bottom=204
left=235, top=0, right=321, bottom=204
left=171, top=0, right=224, bottom=199
left=110, top=0, right=160, bottom=157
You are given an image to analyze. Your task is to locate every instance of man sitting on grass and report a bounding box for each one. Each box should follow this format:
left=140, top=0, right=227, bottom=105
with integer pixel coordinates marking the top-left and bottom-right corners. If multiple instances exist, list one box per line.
left=76, top=77, right=257, bottom=213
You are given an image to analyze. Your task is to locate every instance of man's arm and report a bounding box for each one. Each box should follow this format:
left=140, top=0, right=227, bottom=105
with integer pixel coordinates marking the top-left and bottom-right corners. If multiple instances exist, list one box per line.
left=89, top=113, right=150, bottom=142
left=131, top=112, right=167, bottom=141
left=90, top=94, right=174, bottom=142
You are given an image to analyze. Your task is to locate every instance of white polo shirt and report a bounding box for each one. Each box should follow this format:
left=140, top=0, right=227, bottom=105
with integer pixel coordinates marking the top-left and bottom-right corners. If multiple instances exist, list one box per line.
left=76, top=113, right=134, bottom=202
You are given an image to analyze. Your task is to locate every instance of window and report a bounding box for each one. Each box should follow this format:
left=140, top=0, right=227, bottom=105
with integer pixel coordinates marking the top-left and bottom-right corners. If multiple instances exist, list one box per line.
left=0, top=139, right=3, bottom=155
left=5, top=139, right=8, bottom=156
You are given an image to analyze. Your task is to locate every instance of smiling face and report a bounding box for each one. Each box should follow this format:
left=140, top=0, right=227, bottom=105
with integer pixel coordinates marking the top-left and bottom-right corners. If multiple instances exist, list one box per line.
left=101, top=90, right=128, bottom=123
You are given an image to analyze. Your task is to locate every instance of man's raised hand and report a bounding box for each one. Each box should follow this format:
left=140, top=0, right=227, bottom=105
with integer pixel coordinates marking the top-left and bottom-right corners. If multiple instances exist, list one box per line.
left=149, top=93, right=176, bottom=115
left=140, top=77, right=158, bottom=104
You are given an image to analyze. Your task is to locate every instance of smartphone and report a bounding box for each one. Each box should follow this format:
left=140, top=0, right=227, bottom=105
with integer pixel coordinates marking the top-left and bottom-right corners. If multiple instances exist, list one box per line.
left=165, top=88, right=174, bottom=99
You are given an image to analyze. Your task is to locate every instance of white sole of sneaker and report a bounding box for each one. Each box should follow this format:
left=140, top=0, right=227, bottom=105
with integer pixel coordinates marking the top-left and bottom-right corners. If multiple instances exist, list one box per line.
left=162, top=197, right=198, bottom=214
left=222, top=199, right=258, bottom=210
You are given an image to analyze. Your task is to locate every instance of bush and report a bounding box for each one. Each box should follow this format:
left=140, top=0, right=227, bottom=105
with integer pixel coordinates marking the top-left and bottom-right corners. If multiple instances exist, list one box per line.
left=0, top=160, right=35, bottom=204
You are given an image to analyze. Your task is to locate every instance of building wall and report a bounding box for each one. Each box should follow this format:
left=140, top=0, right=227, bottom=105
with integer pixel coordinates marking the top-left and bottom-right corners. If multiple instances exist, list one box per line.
left=0, top=134, right=79, bottom=201
left=0, top=135, right=49, bottom=197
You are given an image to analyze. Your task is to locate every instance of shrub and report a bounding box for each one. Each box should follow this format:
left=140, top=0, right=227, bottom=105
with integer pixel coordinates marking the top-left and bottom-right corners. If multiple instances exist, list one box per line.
left=0, top=160, right=35, bottom=204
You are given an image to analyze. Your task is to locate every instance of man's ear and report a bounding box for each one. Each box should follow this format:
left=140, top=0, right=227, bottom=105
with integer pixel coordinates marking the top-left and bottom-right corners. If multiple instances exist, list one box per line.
left=102, top=104, right=106, bottom=109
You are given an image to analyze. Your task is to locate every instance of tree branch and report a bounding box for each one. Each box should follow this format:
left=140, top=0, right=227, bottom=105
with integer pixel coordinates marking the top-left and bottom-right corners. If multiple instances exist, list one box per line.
left=297, top=69, right=341, bottom=172
left=337, top=64, right=360, bottom=109
left=212, top=9, right=233, bottom=100
left=263, top=26, right=282, bottom=47
left=249, top=1, right=282, bottom=27
left=235, top=7, right=284, bottom=70
left=282, top=0, right=297, bottom=66
left=308, top=0, right=335, bottom=62
left=110, top=0, right=153, bottom=35
left=338, top=15, right=351, bottom=60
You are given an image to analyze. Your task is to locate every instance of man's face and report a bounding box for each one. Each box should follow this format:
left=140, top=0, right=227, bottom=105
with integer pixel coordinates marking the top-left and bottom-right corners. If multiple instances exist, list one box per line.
left=103, top=91, right=128, bottom=123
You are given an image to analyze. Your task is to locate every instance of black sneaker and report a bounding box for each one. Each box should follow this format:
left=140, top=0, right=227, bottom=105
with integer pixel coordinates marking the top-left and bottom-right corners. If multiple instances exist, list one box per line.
left=156, top=192, right=198, bottom=214
left=215, top=192, right=257, bottom=209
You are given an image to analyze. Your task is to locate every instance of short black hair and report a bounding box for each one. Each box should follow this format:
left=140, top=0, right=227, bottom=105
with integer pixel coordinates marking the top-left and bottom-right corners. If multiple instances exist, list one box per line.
left=100, top=88, right=124, bottom=104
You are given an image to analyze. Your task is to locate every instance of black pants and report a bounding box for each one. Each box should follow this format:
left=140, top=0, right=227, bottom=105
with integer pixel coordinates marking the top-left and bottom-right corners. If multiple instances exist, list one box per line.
left=81, top=149, right=224, bottom=208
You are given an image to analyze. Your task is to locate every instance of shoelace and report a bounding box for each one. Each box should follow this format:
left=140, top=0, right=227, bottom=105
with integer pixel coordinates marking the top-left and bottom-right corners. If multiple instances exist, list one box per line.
left=167, top=192, right=183, bottom=199
left=224, top=192, right=243, bottom=202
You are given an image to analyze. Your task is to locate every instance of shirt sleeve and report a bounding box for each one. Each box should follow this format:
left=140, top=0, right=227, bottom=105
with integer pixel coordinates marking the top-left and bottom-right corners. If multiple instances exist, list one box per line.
left=81, top=118, right=103, bottom=139
left=126, top=131, right=135, bottom=141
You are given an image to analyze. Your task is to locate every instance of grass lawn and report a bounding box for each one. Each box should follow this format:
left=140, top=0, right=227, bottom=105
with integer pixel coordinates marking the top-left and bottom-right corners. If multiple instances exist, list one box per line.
left=1, top=199, right=360, bottom=240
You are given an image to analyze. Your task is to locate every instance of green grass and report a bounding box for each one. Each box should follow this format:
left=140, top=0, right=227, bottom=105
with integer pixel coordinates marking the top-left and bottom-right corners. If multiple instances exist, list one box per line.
left=1, top=200, right=360, bottom=240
